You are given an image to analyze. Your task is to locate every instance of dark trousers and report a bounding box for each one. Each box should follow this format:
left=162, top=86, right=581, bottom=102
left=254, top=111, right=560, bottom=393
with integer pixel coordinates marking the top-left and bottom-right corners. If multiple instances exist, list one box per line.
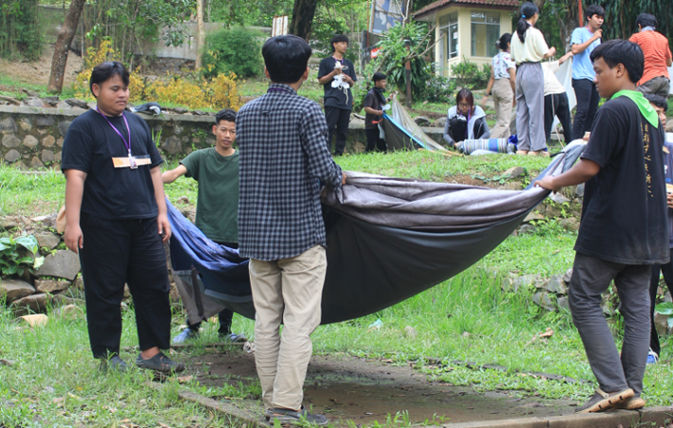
left=188, top=240, right=236, bottom=334
left=571, top=78, right=599, bottom=140
left=365, top=127, right=386, bottom=152
left=188, top=308, right=234, bottom=335
left=325, top=106, right=351, bottom=156
left=79, top=214, right=171, bottom=358
left=649, top=248, right=673, bottom=356
left=544, top=92, right=572, bottom=144
left=569, top=253, right=651, bottom=396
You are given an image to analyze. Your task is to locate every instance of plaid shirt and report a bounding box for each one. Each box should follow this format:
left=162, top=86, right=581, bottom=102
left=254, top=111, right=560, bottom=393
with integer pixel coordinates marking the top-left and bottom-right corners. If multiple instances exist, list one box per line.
left=237, top=83, right=343, bottom=261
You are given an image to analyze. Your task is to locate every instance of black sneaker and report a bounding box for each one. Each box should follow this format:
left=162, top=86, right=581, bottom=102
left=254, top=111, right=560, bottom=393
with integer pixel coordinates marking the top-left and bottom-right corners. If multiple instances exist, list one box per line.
left=265, top=407, right=328, bottom=426
left=135, top=352, right=185, bottom=374
left=576, top=387, right=634, bottom=413
left=99, top=355, right=128, bottom=373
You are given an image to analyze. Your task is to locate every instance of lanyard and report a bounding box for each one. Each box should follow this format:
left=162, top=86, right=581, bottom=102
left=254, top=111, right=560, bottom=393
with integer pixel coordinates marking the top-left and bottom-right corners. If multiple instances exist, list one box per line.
left=96, top=107, right=133, bottom=156
left=97, top=107, right=137, bottom=169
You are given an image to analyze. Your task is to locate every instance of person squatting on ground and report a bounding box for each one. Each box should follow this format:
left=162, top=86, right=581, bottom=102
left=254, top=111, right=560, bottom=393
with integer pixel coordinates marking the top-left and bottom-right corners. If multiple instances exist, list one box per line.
left=643, top=93, right=673, bottom=365
left=536, top=40, right=668, bottom=413
left=161, top=109, right=245, bottom=345
left=629, top=13, right=672, bottom=99
left=443, top=88, right=490, bottom=147
left=61, top=61, right=184, bottom=374
left=511, top=1, right=556, bottom=156
left=363, top=71, right=390, bottom=152
left=236, top=35, right=346, bottom=426
left=570, top=4, right=604, bottom=140
left=542, top=51, right=574, bottom=144
left=318, top=34, right=357, bottom=156
left=483, top=33, right=516, bottom=138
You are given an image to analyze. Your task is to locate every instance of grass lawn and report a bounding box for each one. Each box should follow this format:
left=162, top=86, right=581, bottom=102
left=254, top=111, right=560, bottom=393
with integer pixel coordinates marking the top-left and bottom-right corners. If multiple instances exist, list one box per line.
left=1, top=140, right=672, bottom=427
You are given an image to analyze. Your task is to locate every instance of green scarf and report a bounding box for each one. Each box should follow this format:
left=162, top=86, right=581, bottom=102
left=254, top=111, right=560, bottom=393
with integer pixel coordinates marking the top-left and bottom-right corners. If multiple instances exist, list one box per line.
left=610, top=89, right=659, bottom=128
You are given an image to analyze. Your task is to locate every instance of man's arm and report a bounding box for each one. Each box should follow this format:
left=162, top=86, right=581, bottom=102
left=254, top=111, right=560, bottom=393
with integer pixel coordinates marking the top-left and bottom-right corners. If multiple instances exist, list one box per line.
left=535, top=158, right=600, bottom=191
left=150, top=166, right=171, bottom=242
left=571, top=29, right=602, bottom=54
left=162, top=164, right=187, bottom=183
left=364, top=106, right=383, bottom=116
left=64, top=169, right=87, bottom=253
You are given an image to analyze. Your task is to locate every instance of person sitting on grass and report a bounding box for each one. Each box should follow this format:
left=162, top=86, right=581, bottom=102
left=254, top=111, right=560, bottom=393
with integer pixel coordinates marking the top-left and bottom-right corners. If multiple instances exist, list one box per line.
left=443, top=88, right=490, bottom=147
left=536, top=39, right=668, bottom=413
left=162, top=108, right=246, bottom=345
left=643, top=93, right=673, bottom=365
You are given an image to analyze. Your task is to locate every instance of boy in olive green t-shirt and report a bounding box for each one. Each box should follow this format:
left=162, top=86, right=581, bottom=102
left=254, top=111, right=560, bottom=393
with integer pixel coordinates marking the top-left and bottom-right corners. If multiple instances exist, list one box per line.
left=162, top=109, right=244, bottom=343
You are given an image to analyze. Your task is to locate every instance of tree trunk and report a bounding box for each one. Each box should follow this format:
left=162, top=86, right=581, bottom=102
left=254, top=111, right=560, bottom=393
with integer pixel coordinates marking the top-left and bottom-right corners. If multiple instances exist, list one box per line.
left=289, top=0, right=319, bottom=41
left=195, top=0, right=204, bottom=70
left=48, top=0, right=86, bottom=94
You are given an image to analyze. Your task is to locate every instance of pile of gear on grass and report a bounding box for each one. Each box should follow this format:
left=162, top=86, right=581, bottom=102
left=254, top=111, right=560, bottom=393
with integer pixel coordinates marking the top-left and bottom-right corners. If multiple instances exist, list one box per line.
left=0, top=210, right=187, bottom=326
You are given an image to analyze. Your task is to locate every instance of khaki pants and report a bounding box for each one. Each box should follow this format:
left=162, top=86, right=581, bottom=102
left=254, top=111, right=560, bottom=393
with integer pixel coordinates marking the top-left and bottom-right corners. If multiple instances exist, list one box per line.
left=249, top=245, right=326, bottom=410
left=491, top=78, right=514, bottom=138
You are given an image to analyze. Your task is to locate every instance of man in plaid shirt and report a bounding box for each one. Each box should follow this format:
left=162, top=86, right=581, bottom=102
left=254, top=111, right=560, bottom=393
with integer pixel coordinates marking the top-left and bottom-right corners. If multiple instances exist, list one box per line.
left=236, top=35, right=345, bottom=426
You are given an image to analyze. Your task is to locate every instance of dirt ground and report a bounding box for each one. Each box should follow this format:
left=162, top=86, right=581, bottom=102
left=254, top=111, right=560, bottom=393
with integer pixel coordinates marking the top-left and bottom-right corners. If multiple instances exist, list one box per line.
left=184, top=348, right=578, bottom=426
left=0, top=43, right=83, bottom=90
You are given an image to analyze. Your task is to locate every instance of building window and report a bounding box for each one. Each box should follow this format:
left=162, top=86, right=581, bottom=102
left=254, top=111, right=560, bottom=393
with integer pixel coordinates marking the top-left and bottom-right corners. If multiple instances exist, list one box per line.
left=471, top=11, right=500, bottom=57
left=439, top=13, right=458, bottom=74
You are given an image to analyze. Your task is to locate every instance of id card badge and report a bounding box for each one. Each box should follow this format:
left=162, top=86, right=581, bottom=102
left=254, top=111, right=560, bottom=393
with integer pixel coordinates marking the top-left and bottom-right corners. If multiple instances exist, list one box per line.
left=128, top=152, right=138, bottom=169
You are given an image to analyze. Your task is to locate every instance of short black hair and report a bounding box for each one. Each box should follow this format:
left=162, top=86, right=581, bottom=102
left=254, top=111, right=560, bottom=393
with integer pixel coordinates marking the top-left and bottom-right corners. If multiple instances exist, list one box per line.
left=498, top=33, right=511, bottom=51
left=330, top=34, right=349, bottom=52
left=89, top=61, right=129, bottom=97
left=644, top=93, right=668, bottom=112
left=215, top=108, right=236, bottom=124
left=636, top=13, right=657, bottom=29
left=590, top=39, right=644, bottom=84
left=456, top=88, right=474, bottom=106
left=585, top=4, right=605, bottom=20
left=372, top=72, right=386, bottom=82
left=262, top=35, right=312, bottom=84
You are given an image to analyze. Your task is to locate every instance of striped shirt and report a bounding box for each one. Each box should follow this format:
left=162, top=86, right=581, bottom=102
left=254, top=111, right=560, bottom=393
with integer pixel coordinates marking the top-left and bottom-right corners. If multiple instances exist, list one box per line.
left=236, top=83, right=343, bottom=261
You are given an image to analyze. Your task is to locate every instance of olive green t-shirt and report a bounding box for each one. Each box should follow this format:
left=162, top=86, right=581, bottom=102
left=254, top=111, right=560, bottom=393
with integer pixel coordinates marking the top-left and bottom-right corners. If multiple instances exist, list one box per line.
left=181, top=148, right=238, bottom=244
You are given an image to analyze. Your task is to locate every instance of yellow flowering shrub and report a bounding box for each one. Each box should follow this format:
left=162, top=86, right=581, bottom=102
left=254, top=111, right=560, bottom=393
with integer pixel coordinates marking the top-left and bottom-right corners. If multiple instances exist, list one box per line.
left=74, top=40, right=145, bottom=101
left=73, top=40, right=240, bottom=111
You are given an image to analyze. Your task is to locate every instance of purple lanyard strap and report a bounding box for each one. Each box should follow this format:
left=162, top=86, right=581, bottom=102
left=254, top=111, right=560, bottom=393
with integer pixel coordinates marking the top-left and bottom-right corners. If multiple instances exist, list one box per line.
left=97, top=107, right=132, bottom=156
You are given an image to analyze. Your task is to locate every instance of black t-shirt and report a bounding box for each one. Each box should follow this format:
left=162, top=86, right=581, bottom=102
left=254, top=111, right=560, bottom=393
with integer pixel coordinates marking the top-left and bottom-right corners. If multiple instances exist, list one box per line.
left=61, top=109, right=163, bottom=220
left=575, top=96, right=668, bottom=264
left=363, top=88, right=386, bottom=129
left=318, top=56, right=357, bottom=110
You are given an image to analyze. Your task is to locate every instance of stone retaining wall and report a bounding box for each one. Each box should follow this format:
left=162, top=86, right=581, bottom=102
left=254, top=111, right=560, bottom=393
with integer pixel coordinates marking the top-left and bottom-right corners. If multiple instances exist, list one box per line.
left=0, top=105, right=445, bottom=167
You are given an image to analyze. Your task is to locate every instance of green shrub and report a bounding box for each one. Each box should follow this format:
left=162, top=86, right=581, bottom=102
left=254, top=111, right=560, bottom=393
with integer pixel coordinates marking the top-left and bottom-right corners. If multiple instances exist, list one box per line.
left=0, top=0, right=42, bottom=60
left=0, top=235, right=41, bottom=278
left=451, top=59, right=490, bottom=90
left=423, top=74, right=456, bottom=103
left=202, top=26, right=263, bottom=79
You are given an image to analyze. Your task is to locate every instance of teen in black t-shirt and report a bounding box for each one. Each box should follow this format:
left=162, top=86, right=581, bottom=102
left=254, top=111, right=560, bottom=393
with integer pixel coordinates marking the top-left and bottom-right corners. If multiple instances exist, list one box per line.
left=536, top=40, right=667, bottom=413
left=363, top=72, right=389, bottom=152
left=61, top=61, right=184, bottom=374
left=317, top=34, right=357, bottom=156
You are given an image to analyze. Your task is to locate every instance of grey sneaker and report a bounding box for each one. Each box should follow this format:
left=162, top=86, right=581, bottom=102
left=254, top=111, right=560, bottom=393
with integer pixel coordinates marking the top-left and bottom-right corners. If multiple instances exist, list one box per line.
left=576, top=388, right=634, bottom=413
left=220, top=332, right=247, bottom=343
left=172, top=327, right=199, bottom=344
left=136, top=352, right=185, bottom=374
left=265, top=407, right=328, bottom=426
left=99, top=355, right=128, bottom=373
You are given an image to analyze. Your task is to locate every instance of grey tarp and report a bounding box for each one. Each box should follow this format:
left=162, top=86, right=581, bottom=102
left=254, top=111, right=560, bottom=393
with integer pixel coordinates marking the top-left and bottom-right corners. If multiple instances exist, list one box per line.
left=381, top=98, right=448, bottom=151
left=168, top=141, right=586, bottom=324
